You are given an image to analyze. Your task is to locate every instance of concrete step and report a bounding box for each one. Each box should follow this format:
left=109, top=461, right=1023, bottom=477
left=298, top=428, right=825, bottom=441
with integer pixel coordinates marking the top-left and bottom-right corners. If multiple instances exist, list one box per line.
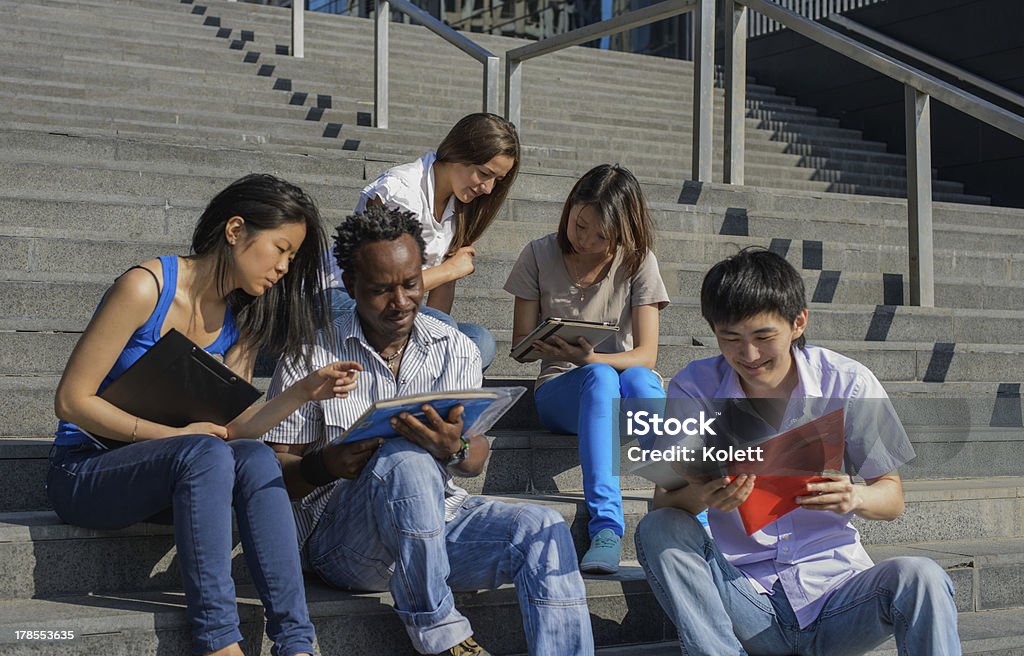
left=0, top=35, right=790, bottom=116
left=0, top=8, right=787, bottom=101
left=5, top=411, right=1023, bottom=514
left=677, top=181, right=996, bottom=224
left=7, top=284, right=1024, bottom=370
left=0, top=497, right=646, bottom=599
left=0, top=27, right=787, bottom=106
left=0, top=71, right=854, bottom=149
left=0, top=565, right=672, bottom=655
left=853, top=477, right=1024, bottom=545
left=0, top=41, right=855, bottom=138
left=0, top=83, right=924, bottom=181
left=507, top=199, right=1012, bottom=244
left=5, top=221, right=1024, bottom=292
left=591, top=608, right=1024, bottom=656
left=0, top=187, right=1011, bottom=265
left=0, top=126, right=1002, bottom=222
left=0, top=439, right=52, bottom=513
left=0, top=95, right=917, bottom=180
left=2, top=592, right=1023, bottom=655
left=461, top=255, right=1024, bottom=309
left=0, top=123, right=913, bottom=194
left=0, top=128, right=958, bottom=215
left=4, top=373, right=1020, bottom=440
left=0, top=165, right=996, bottom=253
left=1, top=476, right=1022, bottom=597
left=0, top=104, right=990, bottom=199
left=454, top=290, right=1024, bottom=346
left=479, top=224, right=1024, bottom=282
left=867, top=538, right=1024, bottom=614
left=0, top=109, right=912, bottom=186
left=0, top=65, right=820, bottom=151
left=510, top=379, right=1023, bottom=433
left=485, top=331, right=1024, bottom=382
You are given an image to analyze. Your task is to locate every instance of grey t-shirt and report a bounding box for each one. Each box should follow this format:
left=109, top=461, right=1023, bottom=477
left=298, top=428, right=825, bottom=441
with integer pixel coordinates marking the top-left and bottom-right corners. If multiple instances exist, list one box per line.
left=503, top=233, right=670, bottom=387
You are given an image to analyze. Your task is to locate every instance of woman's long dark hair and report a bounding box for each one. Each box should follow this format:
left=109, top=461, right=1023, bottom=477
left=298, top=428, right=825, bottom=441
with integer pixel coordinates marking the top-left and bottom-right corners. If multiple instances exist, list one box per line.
left=191, top=174, right=330, bottom=368
left=436, top=112, right=520, bottom=255
left=556, top=164, right=654, bottom=277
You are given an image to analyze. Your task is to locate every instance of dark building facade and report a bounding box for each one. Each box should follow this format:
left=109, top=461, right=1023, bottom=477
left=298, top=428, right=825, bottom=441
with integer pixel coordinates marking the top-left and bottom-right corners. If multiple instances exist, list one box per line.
left=742, top=0, right=1024, bottom=207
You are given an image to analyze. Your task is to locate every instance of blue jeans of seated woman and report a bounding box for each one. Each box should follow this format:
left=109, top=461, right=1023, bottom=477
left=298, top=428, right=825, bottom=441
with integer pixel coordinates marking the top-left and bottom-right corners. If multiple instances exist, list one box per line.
left=636, top=509, right=961, bottom=655
left=47, top=436, right=315, bottom=656
left=306, top=438, right=594, bottom=655
left=535, top=364, right=665, bottom=538
left=330, top=288, right=496, bottom=371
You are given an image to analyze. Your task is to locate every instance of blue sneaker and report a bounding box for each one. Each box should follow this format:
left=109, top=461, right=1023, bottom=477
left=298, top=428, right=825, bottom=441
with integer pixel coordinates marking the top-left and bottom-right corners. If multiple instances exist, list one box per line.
left=580, top=528, right=621, bottom=574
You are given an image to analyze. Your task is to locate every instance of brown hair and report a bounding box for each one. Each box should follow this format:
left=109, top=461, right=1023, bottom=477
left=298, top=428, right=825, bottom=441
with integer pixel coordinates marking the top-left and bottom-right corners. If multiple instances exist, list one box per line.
left=436, top=113, right=520, bottom=255
left=556, top=164, right=654, bottom=277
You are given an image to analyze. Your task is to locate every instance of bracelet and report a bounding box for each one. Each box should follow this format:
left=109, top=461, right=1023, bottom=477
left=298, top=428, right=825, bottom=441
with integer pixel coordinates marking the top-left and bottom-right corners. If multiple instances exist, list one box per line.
left=131, top=417, right=139, bottom=443
left=299, top=448, right=338, bottom=487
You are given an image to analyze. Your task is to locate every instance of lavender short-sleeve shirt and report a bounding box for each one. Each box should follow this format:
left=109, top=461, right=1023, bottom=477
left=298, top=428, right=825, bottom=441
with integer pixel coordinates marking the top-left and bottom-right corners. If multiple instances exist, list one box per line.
left=667, top=345, right=916, bottom=627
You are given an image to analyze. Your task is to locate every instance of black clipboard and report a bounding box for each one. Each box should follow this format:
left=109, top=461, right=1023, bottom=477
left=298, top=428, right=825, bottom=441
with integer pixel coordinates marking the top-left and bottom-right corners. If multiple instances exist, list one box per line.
left=89, top=329, right=262, bottom=449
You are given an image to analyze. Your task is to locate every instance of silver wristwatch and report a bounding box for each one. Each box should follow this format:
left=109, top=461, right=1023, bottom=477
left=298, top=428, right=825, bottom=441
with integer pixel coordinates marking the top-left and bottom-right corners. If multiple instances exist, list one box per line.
left=444, top=436, right=471, bottom=467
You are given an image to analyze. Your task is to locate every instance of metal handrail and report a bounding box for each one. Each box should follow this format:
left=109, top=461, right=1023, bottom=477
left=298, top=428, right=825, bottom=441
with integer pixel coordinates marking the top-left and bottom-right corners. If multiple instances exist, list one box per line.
left=826, top=14, right=1024, bottom=113
left=450, top=0, right=568, bottom=33
left=375, top=0, right=499, bottom=129
left=725, top=0, right=1024, bottom=307
left=505, top=0, right=716, bottom=182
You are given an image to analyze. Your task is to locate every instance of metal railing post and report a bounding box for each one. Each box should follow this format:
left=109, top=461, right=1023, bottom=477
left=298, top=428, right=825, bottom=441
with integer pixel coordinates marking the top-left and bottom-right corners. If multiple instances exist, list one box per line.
left=691, top=0, right=714, bottom=183
left=483, top=55, right=500, bottom=115
left=292, top=0, right=305, bottom=58
left=375, top=0, right=390, bottom=129
left=905, top=85, right=935, bottom=307
left=506, top=58, right=523, bottom=126
left=724, top=0, right=747, bottom=185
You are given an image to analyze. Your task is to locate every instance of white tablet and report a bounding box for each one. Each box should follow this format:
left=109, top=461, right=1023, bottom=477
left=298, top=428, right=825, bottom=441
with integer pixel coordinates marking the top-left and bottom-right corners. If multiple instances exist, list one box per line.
left=510, top=318, right=620, bottom=363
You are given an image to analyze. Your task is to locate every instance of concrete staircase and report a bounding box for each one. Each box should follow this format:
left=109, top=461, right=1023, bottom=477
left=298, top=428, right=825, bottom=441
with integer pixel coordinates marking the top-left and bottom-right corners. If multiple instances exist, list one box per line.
left=0, top=0, right=1022, bottom=653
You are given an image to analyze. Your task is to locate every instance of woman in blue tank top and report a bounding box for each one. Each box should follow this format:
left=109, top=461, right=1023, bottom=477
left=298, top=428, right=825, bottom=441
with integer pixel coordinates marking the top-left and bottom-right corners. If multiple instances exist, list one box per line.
left=49, top=175, right=361, bottom=656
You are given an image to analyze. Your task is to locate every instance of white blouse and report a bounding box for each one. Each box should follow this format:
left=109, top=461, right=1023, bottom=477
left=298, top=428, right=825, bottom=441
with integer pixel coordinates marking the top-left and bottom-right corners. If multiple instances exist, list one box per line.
left=324, top=151, right=456, bottom=289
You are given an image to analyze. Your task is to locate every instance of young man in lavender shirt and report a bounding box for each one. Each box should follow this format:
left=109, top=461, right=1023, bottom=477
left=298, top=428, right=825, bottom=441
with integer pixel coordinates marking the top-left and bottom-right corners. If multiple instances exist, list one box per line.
left=635, top=249, right=960, bottom=656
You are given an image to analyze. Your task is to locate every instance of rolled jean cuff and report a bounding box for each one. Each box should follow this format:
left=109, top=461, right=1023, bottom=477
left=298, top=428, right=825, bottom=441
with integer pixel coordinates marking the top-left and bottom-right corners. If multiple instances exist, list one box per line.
left=393, top=593, right=471, bottom=654
left=193, top=625, right=244, bottom=656
left=275, top=641, right=316, bottom=656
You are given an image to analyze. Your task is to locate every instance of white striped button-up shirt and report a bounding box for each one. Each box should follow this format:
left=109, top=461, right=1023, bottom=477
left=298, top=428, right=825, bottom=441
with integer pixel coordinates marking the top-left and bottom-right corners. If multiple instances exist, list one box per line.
left=262, top=307, right=482, bottom=553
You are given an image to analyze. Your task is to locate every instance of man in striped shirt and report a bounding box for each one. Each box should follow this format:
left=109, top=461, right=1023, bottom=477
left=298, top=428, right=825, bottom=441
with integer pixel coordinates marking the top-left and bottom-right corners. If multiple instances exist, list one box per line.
left=263, top=207, right=594, bottom=656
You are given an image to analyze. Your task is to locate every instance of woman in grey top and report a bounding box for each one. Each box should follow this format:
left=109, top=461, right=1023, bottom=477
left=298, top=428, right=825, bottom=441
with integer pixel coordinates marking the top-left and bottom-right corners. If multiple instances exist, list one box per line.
left=504, top=164, right=669, bottom=574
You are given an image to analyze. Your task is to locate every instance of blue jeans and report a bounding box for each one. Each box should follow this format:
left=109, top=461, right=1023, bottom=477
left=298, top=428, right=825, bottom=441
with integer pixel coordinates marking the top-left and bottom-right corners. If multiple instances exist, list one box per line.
left=47, top=436, right=315, bottom=656
left=306, top=438, right=594, bottom=655
left=329, top=288, right=495, bottom=371
left=635, top=508, right=961, bottom=656
left=535, top=364, right=665, bottom=538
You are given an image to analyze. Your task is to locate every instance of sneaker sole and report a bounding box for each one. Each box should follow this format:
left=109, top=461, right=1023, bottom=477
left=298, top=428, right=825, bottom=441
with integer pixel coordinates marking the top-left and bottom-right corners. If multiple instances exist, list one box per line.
left=579, top=562, right=620, bottom=575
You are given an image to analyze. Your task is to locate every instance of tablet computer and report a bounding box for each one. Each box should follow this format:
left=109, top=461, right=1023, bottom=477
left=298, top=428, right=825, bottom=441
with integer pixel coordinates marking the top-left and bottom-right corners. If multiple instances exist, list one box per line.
left=510, top=317, right=619, bottom=363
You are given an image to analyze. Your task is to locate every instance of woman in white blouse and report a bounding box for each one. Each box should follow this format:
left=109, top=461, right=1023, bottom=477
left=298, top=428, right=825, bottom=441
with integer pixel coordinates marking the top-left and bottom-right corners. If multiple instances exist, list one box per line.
left=325, top=113, right=520, bottom=369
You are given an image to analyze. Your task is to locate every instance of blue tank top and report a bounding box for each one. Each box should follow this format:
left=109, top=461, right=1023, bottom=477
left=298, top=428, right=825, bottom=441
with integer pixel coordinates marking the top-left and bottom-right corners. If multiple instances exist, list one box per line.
left=55, top=256, right=240, bottom=446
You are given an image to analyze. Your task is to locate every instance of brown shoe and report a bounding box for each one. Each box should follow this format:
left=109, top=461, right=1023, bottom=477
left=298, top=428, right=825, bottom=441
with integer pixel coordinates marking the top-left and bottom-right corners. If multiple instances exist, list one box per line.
left=437, top=636, right=491, bottom=656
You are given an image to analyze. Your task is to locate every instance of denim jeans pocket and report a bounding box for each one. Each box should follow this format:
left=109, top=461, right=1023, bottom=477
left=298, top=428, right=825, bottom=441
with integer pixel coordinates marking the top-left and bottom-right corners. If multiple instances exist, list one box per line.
left=312, top=541, right=392, bottom=591
left=723, top=567, right=775, bottom=614
left=388, top=494, right=444, bottom=539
